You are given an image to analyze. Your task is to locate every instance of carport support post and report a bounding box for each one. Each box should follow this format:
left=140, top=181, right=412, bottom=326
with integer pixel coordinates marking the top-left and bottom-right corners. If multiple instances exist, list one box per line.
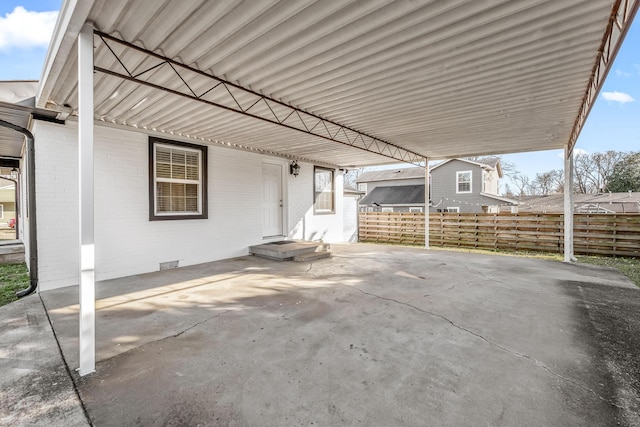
left=424, top=157, right=429, bottom=249
left=78, top=22, right=96, bottom=376
left=563, top=145, right=576, bottom=263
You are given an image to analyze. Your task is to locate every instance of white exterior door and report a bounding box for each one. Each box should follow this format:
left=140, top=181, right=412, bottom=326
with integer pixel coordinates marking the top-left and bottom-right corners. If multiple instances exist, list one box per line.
left=262, top=162, right=283, bottom=237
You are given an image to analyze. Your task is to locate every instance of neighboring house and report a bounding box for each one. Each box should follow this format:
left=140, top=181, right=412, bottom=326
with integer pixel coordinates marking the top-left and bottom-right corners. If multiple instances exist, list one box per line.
left=357, top=158, right=517, bottom=213
left=343, top=185, right=365, bottom=242
left=518, top=193, right=640, bottom=213
left=0, top=178, right=16, bottom=228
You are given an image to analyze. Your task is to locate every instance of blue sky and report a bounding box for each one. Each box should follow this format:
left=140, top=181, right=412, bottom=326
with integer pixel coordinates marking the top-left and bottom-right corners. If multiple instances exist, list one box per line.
left=0, top=1, right=638, bottom=180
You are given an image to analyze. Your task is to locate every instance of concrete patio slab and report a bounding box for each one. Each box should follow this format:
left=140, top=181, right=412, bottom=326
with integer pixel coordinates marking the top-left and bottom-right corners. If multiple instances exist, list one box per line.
left=14, top=244, right=640, bottom=425
left=0, top=295, right=88, bottom=426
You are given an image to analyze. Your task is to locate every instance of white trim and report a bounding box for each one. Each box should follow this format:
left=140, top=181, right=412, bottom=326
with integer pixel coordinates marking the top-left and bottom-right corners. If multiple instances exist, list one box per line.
left=37, top=1, right=96, bottom=109
left=479, top=192, right=519, bottom=204
left=153, top=143, right=203, bottom=216
left=456, top=171, right=472, bottom=194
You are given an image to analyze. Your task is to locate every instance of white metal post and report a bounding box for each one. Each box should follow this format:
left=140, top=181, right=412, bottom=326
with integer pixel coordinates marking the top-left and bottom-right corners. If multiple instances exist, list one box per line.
left=424, top=157, right=429, bottom=249
left=563, top=145, right=576, bottom=263
left=78, top=22, right=95, bottom=376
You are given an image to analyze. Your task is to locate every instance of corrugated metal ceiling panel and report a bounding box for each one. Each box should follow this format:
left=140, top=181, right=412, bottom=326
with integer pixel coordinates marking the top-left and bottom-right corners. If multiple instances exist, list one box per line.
left=44, top=0, right=624, bottom=166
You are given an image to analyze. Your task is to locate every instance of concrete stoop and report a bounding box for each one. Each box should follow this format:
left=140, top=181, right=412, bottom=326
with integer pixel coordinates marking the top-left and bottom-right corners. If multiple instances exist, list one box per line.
left=248, top=240, right=331, bottom=262
left=0, top=240, right=25, bottom=264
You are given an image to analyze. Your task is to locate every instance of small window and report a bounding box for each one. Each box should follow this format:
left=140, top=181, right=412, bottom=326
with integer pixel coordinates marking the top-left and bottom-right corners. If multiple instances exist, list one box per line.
left=314, top=167, right=334, bottom=214
left=445, top=207, right=460, bottom=213
left=358, top=183, right=367, bottom=192
left=149, top=138, right=208, bottom=220
left=456, top=171, right=472, bottom=193
left=409, top=207, right=423, bottom=213
left=381, top=207, right=394, bottom=212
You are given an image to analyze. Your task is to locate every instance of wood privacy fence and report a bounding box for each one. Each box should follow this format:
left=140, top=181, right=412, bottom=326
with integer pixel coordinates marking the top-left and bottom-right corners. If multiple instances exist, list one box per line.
left=358, top=212, right=640, bottom=257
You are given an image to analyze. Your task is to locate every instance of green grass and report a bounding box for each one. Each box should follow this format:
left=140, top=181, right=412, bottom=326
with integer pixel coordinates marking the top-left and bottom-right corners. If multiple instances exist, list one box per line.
left=577, top=256, right=640, bottom=287
left=0, top=263, right=30, bottom=307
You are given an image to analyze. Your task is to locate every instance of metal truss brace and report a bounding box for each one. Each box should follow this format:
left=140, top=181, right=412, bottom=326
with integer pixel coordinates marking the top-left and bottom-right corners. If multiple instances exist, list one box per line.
left=93, top=31, right=426, bottom=167
left=567, top=0, right=639, bottom=156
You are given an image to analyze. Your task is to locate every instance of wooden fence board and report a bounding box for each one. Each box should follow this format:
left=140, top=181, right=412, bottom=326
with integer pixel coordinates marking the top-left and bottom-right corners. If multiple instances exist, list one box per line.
left=359, top=212, right=640, bottom=257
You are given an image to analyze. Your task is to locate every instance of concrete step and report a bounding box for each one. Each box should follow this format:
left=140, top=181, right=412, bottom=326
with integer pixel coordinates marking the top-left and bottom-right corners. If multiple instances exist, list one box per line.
left=249, top=241, right=324, bottom=261
left=0, top=241, right=25, bottom=264
left=293, top=251, right=331, bottom=262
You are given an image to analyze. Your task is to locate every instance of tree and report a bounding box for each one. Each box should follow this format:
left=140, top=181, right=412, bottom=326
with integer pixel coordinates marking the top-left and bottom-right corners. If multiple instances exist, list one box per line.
left=573, top=150, right=627, bottom=193
left=344, top=168, right=364, bottom=188
left=607, top=152, right=640, bottom=192
left=510, top=173, right=531, bottom=197
left=530, top=169, right=564, bottom=195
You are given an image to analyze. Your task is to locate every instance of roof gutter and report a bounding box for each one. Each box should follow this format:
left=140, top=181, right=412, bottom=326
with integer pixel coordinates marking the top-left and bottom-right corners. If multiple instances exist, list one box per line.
left=0, top=119, right=38, bottom=297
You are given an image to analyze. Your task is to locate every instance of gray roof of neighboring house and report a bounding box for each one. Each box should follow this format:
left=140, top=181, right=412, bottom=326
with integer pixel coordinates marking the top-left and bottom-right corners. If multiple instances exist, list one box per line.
left=518, top=193, right=640, bottom=213
left=356, top=167, right=425, bottom=183
left=359, top=185, right=425, bottom=205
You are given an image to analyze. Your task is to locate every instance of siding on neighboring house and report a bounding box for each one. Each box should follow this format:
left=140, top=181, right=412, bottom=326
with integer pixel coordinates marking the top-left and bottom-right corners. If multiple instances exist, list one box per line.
left=430, top=159, right=506, bottom=213
left=31, top=120, right=345, bottom=291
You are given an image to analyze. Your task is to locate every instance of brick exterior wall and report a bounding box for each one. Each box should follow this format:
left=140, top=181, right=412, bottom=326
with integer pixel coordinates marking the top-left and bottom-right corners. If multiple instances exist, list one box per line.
left=31, top=120, right=344, bottom=291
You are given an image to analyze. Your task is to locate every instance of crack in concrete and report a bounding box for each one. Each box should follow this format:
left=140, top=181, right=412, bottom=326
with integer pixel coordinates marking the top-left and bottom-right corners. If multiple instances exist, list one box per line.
left=404, top=284, right=456, bottom=305
left=349, top=285, right=624, bottom=410
left=99, top=309, right=234, bottom=364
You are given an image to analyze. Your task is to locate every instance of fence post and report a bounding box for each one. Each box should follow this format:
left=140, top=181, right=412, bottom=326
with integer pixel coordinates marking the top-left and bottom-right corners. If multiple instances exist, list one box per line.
left=563, top=145, right=576, bottom=262
left=424, top=157, right=430, bottom=249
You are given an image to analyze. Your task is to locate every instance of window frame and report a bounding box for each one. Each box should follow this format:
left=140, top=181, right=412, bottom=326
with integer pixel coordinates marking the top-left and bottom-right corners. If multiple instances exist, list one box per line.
left=149, top=137, right=208, bottom=221
left=456, top=170, right=472, bottom=194
left=313, top=166, right=335, bottom=215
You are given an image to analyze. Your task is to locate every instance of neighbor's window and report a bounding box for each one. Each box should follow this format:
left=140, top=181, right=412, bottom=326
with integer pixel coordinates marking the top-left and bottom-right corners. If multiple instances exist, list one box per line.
left=409, top=207, right=423, bottom=213
left=314, top=166, right=334, bottom=214
left=456, top=171, right=472, bottom=193
left=149, top=137, right=208, bottom=220
left=381, top=207, right=394, bottom=212
left=445, top=207, right=460, bottom=213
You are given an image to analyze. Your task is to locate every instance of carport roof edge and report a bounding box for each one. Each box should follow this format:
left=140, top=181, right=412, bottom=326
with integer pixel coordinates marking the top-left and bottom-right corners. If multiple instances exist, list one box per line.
left=35, top=0, right=639, bottom=167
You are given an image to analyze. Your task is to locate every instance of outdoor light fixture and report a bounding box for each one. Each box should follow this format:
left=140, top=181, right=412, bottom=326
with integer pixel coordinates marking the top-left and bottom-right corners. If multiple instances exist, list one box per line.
left=10, top=168, right=18, bottom=180
left=290, top=160, right=300, bottom=177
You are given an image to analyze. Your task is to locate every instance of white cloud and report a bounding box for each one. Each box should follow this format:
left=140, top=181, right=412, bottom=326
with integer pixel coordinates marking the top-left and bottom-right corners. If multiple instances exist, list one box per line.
left=0, top=7, right=58, bottom=51
left=615, top=69, right=632, bottom=77
left=601, top=91, right=635, bottom=104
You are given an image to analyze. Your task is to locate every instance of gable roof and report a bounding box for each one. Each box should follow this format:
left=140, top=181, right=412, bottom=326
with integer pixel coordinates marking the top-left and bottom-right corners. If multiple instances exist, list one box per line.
left=430, top=157, right=502, bottom=177
left=360, top=185, right=425, bottom=206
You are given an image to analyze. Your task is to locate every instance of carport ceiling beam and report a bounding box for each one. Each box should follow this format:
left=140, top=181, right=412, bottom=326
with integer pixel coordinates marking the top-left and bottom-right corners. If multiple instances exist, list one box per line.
left=93, top=31, right=426, bottom=167
left=567, top=0, right=639, bottom=156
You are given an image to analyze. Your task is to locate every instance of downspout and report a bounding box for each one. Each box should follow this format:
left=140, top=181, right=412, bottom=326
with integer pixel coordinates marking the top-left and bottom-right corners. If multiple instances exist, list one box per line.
left=0, top=119, right=38, bottom=296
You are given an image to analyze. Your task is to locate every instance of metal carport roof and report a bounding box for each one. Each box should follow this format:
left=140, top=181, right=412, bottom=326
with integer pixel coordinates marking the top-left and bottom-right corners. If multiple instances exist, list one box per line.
left=35, top=0, right=638, bottom=167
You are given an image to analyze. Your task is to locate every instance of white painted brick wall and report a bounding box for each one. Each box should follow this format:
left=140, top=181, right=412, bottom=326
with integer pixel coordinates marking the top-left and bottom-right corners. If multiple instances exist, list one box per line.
left=288, top=163, right=343, bottom=243
left=34, top=121, right=346, bottom=291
